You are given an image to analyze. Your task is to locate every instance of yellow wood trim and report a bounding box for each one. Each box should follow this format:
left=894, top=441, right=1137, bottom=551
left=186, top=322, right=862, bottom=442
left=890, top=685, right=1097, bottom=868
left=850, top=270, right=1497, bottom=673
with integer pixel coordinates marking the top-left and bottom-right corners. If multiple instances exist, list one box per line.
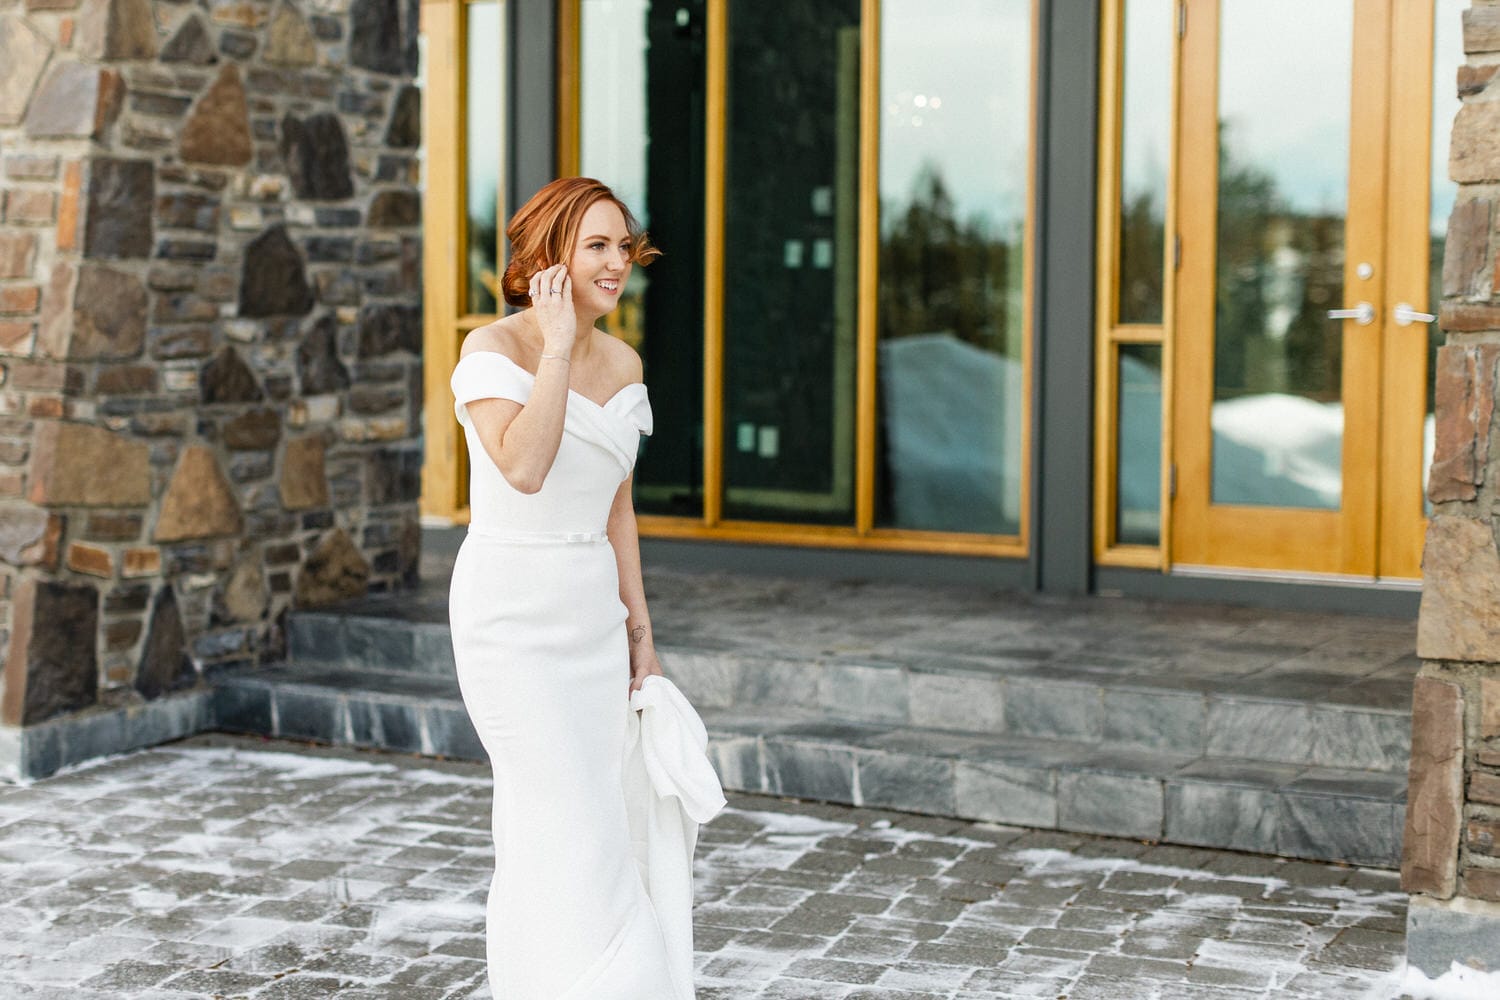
left=1092, top=0, right=1124, bottom=561
left=854, top=0, right=879, bottom=536
left=1159, top=0, right=1182, bottom=572
left=702, top=0, right=726, bottom=527
left=420, top=0, right=465, bottom=522
left=556, top=0, right=580, bottom=176
left=637, top=515, right=1026, bottom=558
left=1107, top=326, right=1166, bottom=344
left=1016, top=0, right=1038, bottom=554
left=1378, top=0, right=1436, bottom=580
left=1094, top=544, right=1163, bottom=570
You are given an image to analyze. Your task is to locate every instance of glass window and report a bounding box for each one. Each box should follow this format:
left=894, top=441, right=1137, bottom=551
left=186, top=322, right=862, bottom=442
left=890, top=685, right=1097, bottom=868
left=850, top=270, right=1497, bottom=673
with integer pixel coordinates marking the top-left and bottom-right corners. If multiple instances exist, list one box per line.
left=874, top=0, right=1030, bottom=535
left=721, top=0, right=861, bottom=525
left=579, top=0, right=707, bottom=517
left=1210, top=0, right=1351, bottom=510
left=1117, top=344, right=1163, bottom=545
left=1117, top=0, right=1172, bottom=325
left=465, top=0, right=502, bottom=316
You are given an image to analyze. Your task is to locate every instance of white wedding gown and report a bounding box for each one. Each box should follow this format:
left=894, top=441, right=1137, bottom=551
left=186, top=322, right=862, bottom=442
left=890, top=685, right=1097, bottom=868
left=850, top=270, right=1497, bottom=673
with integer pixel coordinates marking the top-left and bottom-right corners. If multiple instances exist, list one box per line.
left=448, top=350, right=697, bottom=1000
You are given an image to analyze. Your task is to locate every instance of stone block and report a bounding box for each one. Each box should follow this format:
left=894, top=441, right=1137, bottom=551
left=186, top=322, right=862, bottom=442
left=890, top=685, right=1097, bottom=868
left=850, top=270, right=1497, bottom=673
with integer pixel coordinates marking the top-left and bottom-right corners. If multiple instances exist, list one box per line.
left=0, top=504, right=56, bottom=566
left=1004, top=676, right=1102, bottom=741
left=1205, top=698, right=1313, bottom=765
left=1442, top=198, right=1493, bottom=299
left=239, top=225, right=314, bottom=317
left=356, top=303, right=421, bottom=357
left=1308, top=706, right=1409, bottom=772
left=0, top=14, right=50, bottom=126
left=281, top=113, right=353, bottom=200
left=1427, top=345, right=1497, bottom=502
left=75, top=0, right=157, bottom=60
left=136, top=586, right=194, bottom=699
left=386, top=85, right=420, bottom=147
left=0, top=231, right=36, bottom=278
left=154, top=446, right=243, bottom=541
left=350, top=0, right=404, bottom=74
left=733, top=657, right=818, bottom=708
left=1103, top=687, right=1206, bottom=754
left=1467, top=868, right=1500, bottom=903
left=818, top=663, right=907, bottom=724
left=42, top=264, right=149, bottom=359
left=0, top=284, right=40, bottom=314
left=1418, top=518, right=1500, bottom=662
left=56, top=160, right=81, bottom=252
left=953, top=759, right=1056, bottom=828
left=707, top=736, right=761, bottom=793
left=25, top=62, right=117, bottom=140
left=1058, top=771, right=1163, bottom=840
left=1402, top=677, right=1465, bottom=895
left=272, top=686, right=343, bottom=742
left=856, top=749, right=953, bottom=815
left=344, top=616, right=417, bottom=673
left=1164, top=781, right=1279, bottom=855
left=424, top=703, right=486, bottom=761
left=1464, top=5, right=1500, bottom=54
left=1483, top=678, right=1500, bottom=740
left=368, top=190, right=420, bottom=227
left=161, top=14, right=215, bottom=65
left=66, top=542, right=112, bottom=578
left=294, top=528, right=369, bottom=607
left=763, top=739, right=855, bottom=804
left=0, top=319, right=34, bottom=350
left=909, top=669, right=1004, bottom=732
left=412, top=627, right=456, bottom=677
left=1405, top=894, right=1500, bottom=977
left=286, top=613, right=346, bottom=667
left=1440, top=301, right=1500, bottom=333
left=4, top=156, right=58, bottom=180
left=660, top=650, right=739, bottom=710
left=1470, top=818, right=1500, bottom=858
left=280, top=434, right=329, bottom=509
left=1451, top=99, right=1500, bottom=183
left=121, top=547, right=160, bottom=577
left=180, top=64, right=252, bottom=166
left=29, top=421, right=151, bottom=507
left=1, top=577, right=99, bottom=726
left=1471, top=772, right=1500, bottom=806
left=5, top=190, right=56, bottom=225
left=84, top=158, right=154, bottom=259
left=1280, top=793, right=1400, bottom=868
left=266, top=2, right=317, bottom=65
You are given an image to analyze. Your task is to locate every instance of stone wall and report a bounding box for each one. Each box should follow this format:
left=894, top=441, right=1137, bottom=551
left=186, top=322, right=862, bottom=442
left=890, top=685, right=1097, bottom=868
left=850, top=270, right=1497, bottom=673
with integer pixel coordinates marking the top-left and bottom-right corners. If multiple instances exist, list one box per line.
left=1403, top=0, right=1500, bottom=976
left=0, top=0, right=422, bottom=770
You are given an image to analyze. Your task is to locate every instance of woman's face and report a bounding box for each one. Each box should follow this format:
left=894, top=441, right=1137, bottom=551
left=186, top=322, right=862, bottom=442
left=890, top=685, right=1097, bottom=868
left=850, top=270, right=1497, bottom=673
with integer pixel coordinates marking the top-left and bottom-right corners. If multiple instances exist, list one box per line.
left=567, top=199, right=633, bottom=317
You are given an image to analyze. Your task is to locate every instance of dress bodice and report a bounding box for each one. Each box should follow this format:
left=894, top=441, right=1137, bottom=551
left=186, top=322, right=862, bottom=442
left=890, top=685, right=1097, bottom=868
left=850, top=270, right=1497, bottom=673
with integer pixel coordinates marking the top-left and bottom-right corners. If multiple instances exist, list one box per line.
left=451, top=351, right=652, bottom=537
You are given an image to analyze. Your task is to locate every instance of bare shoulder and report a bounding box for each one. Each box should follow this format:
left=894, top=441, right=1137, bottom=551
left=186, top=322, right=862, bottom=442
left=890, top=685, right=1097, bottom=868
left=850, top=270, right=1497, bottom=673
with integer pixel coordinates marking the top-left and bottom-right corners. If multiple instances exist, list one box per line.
left=595, top=330, right=644, bottom=386
left=460, top=316, right=526, bottom=363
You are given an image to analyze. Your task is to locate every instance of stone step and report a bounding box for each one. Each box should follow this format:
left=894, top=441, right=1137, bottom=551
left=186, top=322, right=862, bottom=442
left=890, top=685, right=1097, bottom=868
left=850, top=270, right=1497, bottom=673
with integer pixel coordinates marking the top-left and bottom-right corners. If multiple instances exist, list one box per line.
left=285, top=609, right=1412, bottom=775
left=210, top=661, right=1405, bottom=868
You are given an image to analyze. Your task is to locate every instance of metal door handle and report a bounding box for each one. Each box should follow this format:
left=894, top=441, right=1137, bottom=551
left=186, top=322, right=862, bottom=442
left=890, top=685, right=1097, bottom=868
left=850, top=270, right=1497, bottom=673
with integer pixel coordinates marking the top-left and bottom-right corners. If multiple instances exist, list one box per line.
left=1393, top=302, right=1436, bottom=327
left=1327, top=302, right=1375, bottom=325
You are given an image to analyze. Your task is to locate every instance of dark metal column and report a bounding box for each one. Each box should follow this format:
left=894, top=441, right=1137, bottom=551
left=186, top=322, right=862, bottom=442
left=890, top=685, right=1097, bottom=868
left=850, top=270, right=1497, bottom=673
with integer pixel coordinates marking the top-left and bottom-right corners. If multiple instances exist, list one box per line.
left=1032, top=0, right=1100, bottom=595
left=507, top=0, right=558, bottom=215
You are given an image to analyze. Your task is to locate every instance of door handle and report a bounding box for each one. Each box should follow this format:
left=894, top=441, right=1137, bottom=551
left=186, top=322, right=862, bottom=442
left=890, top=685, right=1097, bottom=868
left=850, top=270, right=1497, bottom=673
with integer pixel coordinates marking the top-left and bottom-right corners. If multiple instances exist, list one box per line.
left=1327, top=302, right=1375, bottom=325
left=1393, top=302, right=1436, bottom=327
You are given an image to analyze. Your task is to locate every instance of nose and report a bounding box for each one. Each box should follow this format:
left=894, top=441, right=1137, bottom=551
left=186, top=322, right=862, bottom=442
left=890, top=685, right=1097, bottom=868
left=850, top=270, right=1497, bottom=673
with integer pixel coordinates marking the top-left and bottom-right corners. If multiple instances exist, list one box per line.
left=608, top=247, right=628, bottom=270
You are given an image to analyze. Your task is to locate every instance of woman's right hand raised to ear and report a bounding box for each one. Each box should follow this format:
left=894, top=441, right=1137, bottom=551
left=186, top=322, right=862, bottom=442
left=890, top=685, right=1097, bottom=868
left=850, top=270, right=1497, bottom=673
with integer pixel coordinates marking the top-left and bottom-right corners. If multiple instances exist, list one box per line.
left=528, top=263, right=576, bottom=355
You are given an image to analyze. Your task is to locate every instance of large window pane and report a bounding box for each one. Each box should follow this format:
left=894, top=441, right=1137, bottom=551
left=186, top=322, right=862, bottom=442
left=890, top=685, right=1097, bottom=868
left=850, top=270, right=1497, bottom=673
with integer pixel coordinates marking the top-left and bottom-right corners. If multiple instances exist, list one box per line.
left=721, top=0, right=860, bottom=524
left=1211, top=0, right=1350, bottom=509
left=580, top=0, right=706, bottom=517
left=1117, top=0, right=1172, bottom=325
left=465, top=0, right=502, bottom=316
left=874, top=0, right=1029, bottom=535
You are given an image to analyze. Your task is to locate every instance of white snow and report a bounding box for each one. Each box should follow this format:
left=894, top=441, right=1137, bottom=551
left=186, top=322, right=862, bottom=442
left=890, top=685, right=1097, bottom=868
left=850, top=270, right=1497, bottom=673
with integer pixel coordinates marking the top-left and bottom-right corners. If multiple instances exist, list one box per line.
left=1400, top=961, right=1500, bottom=1000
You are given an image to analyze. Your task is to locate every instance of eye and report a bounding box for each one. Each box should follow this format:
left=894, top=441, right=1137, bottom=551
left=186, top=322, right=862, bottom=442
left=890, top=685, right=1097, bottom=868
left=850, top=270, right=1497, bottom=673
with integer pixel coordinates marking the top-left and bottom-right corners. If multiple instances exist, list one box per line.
left=589, top=241, right=607, bottom=251
left=619, top=242, right=633, bottom=256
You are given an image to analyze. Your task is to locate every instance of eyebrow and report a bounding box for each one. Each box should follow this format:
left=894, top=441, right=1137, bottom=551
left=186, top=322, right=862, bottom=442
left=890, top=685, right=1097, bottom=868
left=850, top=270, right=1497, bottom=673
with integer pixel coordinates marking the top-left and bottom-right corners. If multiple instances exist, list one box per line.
left=580, top=233, right=631, bottom=242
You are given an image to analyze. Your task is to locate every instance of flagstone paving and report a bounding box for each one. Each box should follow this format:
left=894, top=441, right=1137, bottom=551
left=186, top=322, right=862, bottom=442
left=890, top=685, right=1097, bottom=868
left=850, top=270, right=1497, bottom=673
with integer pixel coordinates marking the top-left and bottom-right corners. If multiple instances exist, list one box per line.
left=0, top=734, right=1425, bottom=998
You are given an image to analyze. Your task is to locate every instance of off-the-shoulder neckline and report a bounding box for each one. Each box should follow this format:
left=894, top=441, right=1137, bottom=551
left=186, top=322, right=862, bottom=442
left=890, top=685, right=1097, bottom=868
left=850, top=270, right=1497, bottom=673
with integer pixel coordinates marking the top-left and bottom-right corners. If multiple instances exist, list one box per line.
left=458, top=349, right=645, bottom=411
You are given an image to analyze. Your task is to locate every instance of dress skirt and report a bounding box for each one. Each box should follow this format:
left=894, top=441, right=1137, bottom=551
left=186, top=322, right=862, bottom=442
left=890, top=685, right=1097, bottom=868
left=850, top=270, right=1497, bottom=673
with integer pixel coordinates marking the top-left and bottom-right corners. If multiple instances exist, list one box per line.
left=449, top=531, right=682, bottom=1000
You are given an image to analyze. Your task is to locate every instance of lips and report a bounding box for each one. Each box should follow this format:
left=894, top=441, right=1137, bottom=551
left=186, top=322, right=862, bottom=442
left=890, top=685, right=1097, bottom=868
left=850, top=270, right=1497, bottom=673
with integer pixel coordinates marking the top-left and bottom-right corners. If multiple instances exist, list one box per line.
left=595, top=279, right=620, bottom=294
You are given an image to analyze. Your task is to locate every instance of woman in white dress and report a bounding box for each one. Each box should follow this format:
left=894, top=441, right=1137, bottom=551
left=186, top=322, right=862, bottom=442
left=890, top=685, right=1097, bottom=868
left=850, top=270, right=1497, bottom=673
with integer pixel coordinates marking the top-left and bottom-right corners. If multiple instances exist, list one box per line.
left=448, top=177, right=692, bottom=998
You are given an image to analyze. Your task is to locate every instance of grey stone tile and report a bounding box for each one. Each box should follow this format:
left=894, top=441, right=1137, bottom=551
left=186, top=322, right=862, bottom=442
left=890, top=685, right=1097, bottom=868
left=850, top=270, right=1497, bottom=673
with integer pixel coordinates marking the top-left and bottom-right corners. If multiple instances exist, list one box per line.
left=1276, top=793, right=1401, bottom=867
left=410, top=626, right=457, bottom=678
left=1057, top=772, right=1163, bottom=840
left=272, top=688, right=346, bottom=742
left=708, top=736, right=763, bottom=793
left=1171, top=757, right=1301, bottom=789
left=1164, top=781, right=1278, bottom=855
left=1307, top=706, right=1409, bottom=771
left=908, top=671, right=1004, bottom=733
left=953, top=760, right=1057, bottom=828
left=735, top=658, right=820, bottom=709
left=1003, top=677, right=1103, bottom=741
left=664, top=650, right=742, bottom=710
left=423, top=704, right=486, bottom=762
left=855, top=750, right=954, bottom=815
left=1103, top=688, right=1206, bottom=753
left=819, top=663, right=910, bottom=724
left=1281, top=767, right=1407, bottom=802
left=1205, top=698, right=1314, bottom=765
left=763, top=740, right=856, bottom=803
left=286, top=613, right=347, bottom=667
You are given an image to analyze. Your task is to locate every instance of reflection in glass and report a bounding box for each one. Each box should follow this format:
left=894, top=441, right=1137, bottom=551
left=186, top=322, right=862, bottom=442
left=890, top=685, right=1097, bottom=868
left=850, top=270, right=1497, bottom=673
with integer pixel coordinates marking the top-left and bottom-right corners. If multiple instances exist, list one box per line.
left=1211, top=0, right=1350, bottom=509
left=1118, top=0, right=1172, bottom=325
left=1117, top=344, right=1163, bottom=545
left=465, top=0, right=502, bottom=315
left=874, top=0, right=1029, bottom=535
left=1425, top=0, right=1466, bottom=510
left=580, top=0, right=706, bottom=517
left=722, top=0, right=860, bottom=524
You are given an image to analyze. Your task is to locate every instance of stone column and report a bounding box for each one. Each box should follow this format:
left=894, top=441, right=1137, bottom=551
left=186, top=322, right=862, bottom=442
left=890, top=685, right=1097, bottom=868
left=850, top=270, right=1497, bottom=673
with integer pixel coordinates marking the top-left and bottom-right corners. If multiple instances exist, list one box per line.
left=1403, top=0, right=1500, bottom=977
left=0, top=0, right=424, bottom=777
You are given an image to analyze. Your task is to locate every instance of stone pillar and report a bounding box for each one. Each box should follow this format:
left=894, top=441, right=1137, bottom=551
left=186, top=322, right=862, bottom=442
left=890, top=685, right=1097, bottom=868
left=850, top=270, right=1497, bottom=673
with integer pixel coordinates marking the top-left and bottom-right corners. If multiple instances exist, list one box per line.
left=1403, top=0, right=1500, bottom=977
left=0, top=0, right=424, bottom=777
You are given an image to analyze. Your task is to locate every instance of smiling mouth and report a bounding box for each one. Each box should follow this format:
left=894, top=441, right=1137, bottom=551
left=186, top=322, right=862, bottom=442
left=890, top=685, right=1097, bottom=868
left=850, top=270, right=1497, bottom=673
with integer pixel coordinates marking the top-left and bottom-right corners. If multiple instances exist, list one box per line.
left=596, top=280, right=620, bottom=293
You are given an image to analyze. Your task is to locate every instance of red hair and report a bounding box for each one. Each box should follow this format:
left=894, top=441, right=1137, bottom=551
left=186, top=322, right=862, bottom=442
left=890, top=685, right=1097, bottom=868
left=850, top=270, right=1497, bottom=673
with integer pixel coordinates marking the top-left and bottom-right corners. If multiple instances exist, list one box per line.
left=501, top=177, right=660, bottom=308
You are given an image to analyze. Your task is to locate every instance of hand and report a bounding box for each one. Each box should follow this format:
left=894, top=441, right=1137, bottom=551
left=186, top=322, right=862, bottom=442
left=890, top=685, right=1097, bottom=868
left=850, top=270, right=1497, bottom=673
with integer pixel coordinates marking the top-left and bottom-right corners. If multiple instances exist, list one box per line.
left=528, top=263, right=575, bottom=354
left=628, top=648, right=665, bottom=696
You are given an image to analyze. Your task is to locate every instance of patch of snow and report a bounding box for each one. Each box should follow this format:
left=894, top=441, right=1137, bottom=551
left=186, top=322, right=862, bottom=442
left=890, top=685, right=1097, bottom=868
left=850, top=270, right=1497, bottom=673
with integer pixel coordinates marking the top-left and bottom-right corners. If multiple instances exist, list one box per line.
left=1400, top=961, right=1500, bottom=1000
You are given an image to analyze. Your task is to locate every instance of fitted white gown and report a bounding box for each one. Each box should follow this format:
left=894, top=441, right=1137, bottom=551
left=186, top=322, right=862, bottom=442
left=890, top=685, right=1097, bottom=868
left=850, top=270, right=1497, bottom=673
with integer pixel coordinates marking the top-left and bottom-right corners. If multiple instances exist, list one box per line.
left=448, top=350, right=691, bottom=1000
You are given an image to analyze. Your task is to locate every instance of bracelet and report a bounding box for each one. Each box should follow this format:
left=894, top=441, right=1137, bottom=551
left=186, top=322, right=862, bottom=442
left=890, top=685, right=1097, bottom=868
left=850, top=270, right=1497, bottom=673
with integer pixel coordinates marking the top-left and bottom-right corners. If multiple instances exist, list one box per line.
left=539, top=353, right=570, bottom=365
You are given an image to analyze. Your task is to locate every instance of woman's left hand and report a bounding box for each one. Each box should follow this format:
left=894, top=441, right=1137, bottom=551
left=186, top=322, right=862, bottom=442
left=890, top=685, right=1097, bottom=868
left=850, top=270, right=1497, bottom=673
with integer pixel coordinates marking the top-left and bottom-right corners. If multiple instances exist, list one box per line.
left=628, top=648, right=665, bottom=696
